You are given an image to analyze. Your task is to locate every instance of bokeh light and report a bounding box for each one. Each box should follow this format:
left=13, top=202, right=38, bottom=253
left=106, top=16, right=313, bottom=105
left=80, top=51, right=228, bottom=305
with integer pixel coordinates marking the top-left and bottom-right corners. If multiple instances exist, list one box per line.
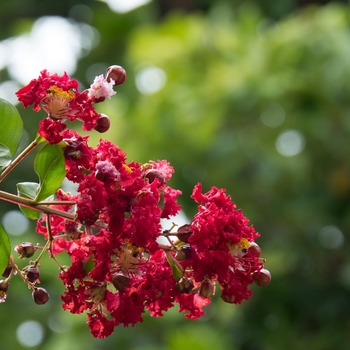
left=2, top=210, right=30, bottom=236
left=1, top=16, right=99, bottom=86
left=318, top=225, right=344, bottom=249
left=275, top=129, right=305, bottom=157
left=16, top=320, right=44, bottom=348
left=135, top=65, right=167, bottom=95
left=102, top=0, right=152, bottom=13
left=261, top=104, right=285, bottom=128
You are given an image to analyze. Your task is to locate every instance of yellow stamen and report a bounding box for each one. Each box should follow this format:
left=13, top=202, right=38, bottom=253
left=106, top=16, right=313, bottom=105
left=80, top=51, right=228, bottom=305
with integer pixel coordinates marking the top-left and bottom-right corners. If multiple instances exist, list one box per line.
left=233, top=238, right=250, bottom=250
left=228, top=238, right=250, bottom=258
left=47, top=86, right=75, bottom=100
left=122, top=164, right=132, bottom=173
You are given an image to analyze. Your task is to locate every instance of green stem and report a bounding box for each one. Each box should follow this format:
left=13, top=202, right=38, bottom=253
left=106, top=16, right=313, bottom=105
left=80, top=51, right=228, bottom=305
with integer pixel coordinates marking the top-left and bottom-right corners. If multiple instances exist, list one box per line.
left=33, top=239, right=50, bottom=268
left=0, top=189, right=76, bottom=221
left=45, top=214, right=65, bottom=271
left=0, top=134, right=44, bottom=182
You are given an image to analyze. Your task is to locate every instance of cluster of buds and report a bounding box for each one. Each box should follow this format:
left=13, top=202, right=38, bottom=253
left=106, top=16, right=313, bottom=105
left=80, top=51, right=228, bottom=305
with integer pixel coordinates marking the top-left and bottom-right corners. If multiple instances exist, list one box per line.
left=0, top=64, right=270, bottom=339
left=1, top=242, right=50, bottom=305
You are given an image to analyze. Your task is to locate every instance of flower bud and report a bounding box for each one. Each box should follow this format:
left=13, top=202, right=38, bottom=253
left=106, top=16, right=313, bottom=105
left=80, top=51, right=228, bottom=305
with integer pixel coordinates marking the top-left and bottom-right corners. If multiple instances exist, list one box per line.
left=14, top=242, right=36, bottom=258
left=24, top=266, right=40, bottom=283
left=248, top=242, right=261, bottom=258
left=175, top=245, right=193, bottom=261
left=175, top=276, right=194, bottom=293
left=2, top=263, right=12, bottom=278
left=106, top=65, right=126, bottom=86
left=32, top=287, right=50, bottom=305
left=176, top=224, right=193, bottom=243
left=253, top=268, right=271, bottom=287
left=94, top=114, right=110, bottom=133
left=220, top=293, right=235, bottom=304
left=0, top=280, right=9, bottom=293
left=145, top=169, right=165, bottom=186
left=199, top=281, right=214, bottom=298
left=112, top=271, right=130, bottom=292
left=0, top=280, right=9, bottom=302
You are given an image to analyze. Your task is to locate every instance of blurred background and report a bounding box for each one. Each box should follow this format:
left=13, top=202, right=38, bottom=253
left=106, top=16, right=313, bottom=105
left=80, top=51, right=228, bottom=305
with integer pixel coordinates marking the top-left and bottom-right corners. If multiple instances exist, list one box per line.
left=1, top=0, right=350, bottom=349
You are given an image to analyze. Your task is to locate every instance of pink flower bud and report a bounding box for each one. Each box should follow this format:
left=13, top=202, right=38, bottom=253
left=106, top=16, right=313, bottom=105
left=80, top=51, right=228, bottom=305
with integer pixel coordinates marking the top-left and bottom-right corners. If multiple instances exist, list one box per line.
left=106, top=65, right=126, bottom=86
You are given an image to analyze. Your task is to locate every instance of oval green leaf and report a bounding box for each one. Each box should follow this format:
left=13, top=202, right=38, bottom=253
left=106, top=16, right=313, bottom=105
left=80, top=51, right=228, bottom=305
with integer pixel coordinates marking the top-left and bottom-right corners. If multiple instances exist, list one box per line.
left=0, top=223, right=11, bottom=276
left=33, top=144, right=66, bottom=202
left=0, top=143, right=12, bottom=173
left=17, top=182, right=41, bottom=219
left=0, top=98, right=23, bottom=156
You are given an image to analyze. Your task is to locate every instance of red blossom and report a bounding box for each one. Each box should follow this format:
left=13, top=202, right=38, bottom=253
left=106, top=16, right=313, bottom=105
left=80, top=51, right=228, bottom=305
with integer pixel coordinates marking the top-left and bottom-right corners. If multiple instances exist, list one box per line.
left=87, top=310, right=115, bottom=339
left=12, top=68, right=269, bottom=339
left=38, top=118, right=66, bottom=144
left=16, top=70, right=78, bottom=111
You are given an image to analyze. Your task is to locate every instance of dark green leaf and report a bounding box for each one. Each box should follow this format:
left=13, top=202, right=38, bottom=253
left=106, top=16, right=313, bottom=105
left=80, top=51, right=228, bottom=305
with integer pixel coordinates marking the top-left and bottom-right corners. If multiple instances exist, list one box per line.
left=0, top=98, right=23, bottom=156
left=16, top=182, right=41, bottom=219
left=0, top=143, right=12, bottom=173
left=0, top=223, right=11, bottom=276
left=33, top=144, right=66, bottom=202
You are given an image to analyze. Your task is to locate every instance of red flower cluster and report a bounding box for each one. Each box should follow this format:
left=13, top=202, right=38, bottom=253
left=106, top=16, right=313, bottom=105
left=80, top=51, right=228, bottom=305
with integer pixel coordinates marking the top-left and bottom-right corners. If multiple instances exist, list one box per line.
left=15, top=68, right=270, bottom=338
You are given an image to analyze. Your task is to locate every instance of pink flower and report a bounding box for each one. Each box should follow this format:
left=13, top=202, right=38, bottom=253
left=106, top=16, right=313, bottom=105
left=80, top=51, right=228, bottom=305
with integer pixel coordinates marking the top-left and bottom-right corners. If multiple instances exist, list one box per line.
left=88, top=75, right=116, bottom=100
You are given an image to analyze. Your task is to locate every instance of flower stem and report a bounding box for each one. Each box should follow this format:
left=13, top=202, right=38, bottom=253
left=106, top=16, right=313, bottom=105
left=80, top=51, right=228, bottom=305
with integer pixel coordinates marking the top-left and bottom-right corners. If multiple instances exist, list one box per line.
left=0, top=190, right=76, bottom=221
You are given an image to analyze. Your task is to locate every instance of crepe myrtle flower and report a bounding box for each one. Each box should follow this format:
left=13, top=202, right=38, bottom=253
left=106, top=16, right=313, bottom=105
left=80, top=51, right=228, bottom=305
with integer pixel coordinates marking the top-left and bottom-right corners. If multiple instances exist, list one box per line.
left=15, top=66, right=125, bottom=141
left=88, top=75, right=116, bottom=101
left=10, top=65, right=270, bottom=339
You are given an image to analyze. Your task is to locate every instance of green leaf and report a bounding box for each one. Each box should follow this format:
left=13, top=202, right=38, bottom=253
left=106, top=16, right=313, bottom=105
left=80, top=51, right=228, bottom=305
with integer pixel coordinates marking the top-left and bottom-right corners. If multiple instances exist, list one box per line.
left=0, top=223, right=11, bottom=276
left=16, top=182, right=41, bottom=219
left=0, top=98, right=23, bottom=156
left=33, top=144, right=66, bottom=202
left=0, top=143, right=12, bottom=173
left=165, top=250, right=184, bottom=282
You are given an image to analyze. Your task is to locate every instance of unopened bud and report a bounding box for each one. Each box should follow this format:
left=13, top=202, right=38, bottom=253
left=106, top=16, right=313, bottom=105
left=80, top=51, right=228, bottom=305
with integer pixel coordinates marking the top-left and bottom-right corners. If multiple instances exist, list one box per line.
left=252, top=268, right=271, bottom=287
left=220, top=293, right=235, bottom=304
left=32, top=287, right=50, bottom=305
left=0, top=280, right=9, bottom=293
left=175, top=245, right=192, bottom=261
left=2, top=263, right=12, bottom=278
left=248, top=242, right=261, bottom=257
left=106, top=65, right=126, bottom=86
left=199, top=281, right=214, bottom=298
left=94, top=114, right=110, bottom=133
left=112, top=271, right=130, bottom=292
left=14, top=242, right=36, bottom=258
left=145, top=169, right=165, bottom=186
left=176, top=224, right=193, bottom=243
left=24, top=266, right=40, bottom=283
left=0, top=280, right=9, bottom=302
left=175, top=276, right=194, bottom=293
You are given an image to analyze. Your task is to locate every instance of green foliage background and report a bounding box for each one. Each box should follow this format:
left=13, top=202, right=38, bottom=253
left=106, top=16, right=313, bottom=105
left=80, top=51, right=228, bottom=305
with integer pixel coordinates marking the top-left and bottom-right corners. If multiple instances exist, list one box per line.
left=1, top=1, right=350, bottom=349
